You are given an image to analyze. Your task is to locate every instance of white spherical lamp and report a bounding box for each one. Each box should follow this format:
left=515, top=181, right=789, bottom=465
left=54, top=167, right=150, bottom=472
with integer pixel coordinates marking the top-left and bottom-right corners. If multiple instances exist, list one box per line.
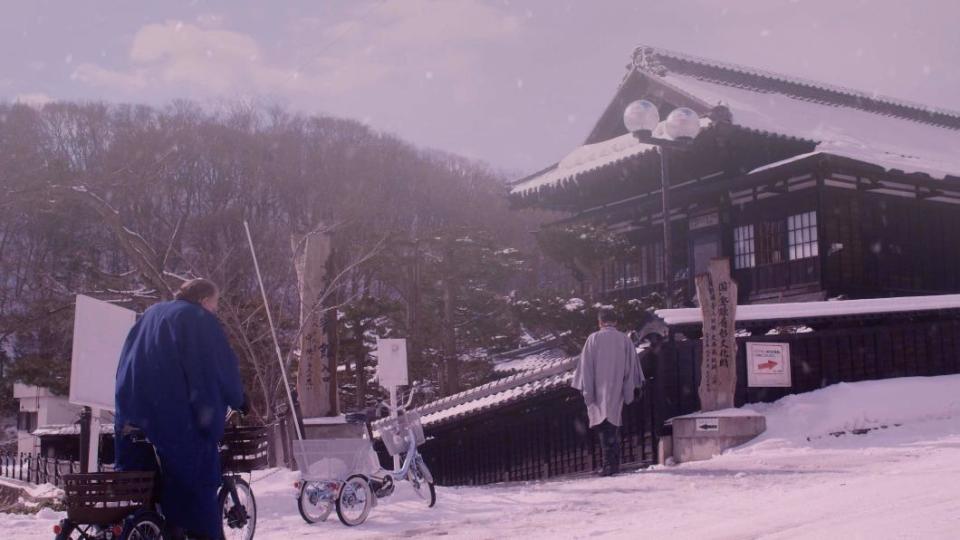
left=664, top=107, right=701, bottom=140
left=623, top=99, right=660, bottom=134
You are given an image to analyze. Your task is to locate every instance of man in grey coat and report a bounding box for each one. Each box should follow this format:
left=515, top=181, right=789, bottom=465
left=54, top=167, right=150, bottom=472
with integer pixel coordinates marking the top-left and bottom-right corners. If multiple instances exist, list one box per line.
left=572, top=308, right=644, bottom=476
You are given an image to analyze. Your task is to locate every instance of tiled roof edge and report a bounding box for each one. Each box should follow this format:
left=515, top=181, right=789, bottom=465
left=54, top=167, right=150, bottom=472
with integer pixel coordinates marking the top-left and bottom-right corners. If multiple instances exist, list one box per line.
left=633, top=45, right=960, bottom=125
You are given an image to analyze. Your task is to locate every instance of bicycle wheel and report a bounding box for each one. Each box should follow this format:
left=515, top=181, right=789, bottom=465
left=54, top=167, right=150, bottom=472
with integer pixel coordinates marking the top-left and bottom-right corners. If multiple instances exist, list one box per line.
left=335, top=475, right=374, bottom=527
left=297, top=481, right=334, bottom=524
left=124, top=511, right=165, bottom=540
left=219, top=477, right=257, bottom=540
left=410, top=455, right=437, bottom=508
left=52, top=520, right=80, bottom=540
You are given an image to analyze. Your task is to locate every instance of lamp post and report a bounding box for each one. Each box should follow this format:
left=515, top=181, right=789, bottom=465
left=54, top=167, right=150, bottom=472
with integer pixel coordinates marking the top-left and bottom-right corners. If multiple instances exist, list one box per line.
left=623, top=100, right=702, bottom=308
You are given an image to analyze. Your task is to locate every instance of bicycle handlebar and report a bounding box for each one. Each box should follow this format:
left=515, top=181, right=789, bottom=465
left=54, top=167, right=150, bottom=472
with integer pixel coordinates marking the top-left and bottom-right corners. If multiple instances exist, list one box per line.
left=378, top=383, right=428, bottom=415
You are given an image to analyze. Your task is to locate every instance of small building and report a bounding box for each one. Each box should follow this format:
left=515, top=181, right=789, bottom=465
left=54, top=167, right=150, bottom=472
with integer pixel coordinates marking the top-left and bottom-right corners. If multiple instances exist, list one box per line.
left=511, top=46, right=960, bottom=305
left=14, top=384, right=81, bottom=456
left=13, top=383, right=112, bottom=462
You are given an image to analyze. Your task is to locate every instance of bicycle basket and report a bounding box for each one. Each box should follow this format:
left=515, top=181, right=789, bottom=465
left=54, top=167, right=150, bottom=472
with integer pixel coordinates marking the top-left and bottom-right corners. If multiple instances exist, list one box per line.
left=292, top=438, right=378, bottom=482
left=379, top=412, right=426, bottom=456
left=220, top=426, right=270, bottom=473
left=62, top=471, right=155, bottom=525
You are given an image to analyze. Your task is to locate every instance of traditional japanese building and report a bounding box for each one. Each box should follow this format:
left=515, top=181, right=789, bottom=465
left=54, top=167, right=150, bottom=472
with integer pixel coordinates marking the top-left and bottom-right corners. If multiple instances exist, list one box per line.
left=511, top=46, right=960, bottom=305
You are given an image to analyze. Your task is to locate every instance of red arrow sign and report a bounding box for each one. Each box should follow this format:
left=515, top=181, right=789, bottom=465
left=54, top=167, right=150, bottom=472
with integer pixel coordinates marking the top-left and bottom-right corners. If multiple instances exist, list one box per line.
left=758, top=360, right=778, bottom=370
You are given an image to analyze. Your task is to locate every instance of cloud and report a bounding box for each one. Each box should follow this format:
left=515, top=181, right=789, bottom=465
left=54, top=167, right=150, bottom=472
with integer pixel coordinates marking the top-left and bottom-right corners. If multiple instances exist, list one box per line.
left=72, top=63, right=148, bottom=91
left=69, top=1, right=522, bottom=104
left=71, top=20, right=316, bottom=99
left=14, top=93, right=54, bottom=107
left=304, top=0, right=522, bottom=97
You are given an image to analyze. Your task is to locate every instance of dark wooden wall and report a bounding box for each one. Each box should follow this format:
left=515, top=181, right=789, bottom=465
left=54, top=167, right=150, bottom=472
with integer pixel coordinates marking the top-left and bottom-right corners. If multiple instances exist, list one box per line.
left=658, top=314, right=960, bottom=415
left=822, top=187, right=960, bottom=298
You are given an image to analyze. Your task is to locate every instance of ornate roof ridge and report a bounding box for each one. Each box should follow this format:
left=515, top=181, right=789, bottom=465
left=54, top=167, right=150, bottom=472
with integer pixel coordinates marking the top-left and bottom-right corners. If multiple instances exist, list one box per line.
left=633, top=45, right=960, bottom=128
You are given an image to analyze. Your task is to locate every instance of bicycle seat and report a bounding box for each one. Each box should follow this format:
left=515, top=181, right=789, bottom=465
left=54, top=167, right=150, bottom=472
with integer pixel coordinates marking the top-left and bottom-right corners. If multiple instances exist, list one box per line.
left=120, top=423, right=150, bottom=444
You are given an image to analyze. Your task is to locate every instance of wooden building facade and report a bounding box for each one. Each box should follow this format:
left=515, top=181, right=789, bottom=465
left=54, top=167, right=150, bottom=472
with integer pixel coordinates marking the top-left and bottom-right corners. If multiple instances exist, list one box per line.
left=511, top=46, right=960, bottom=306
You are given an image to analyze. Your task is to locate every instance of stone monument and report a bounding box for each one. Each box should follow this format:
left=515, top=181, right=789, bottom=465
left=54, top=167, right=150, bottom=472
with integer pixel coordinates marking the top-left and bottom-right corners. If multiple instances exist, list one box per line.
left=669, top=258, right=766, bottom=464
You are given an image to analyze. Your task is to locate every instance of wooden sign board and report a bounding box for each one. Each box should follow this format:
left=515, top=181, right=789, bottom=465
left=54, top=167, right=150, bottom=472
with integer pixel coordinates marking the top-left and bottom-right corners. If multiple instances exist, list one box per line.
left=747, top=342, right=792, bottom=387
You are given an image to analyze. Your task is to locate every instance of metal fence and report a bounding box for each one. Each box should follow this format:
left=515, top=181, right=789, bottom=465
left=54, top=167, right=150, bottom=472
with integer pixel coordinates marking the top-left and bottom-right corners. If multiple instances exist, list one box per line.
left=417, top=385, right=658, bottom=486
left=0, top=451, right=82, bottom=487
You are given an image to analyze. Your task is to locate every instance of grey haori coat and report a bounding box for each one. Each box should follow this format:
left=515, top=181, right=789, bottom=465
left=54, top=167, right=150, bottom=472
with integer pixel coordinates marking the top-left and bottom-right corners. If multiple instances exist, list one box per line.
left=572, top=326, right=644, bottom=427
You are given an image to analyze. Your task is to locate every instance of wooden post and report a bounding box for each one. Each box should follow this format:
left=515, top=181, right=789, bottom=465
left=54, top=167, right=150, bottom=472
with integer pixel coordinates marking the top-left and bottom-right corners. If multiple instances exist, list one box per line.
left=695, top=258, right=738, bottom=411
left=78, top=407, right=91, bottom=474
left=87, top=408, right=102, bottom=473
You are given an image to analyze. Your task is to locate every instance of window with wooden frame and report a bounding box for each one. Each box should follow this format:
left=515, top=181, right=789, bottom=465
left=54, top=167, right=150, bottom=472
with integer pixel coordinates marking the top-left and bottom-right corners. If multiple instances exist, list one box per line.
left=17, top=411, right=37, bottom=433
left=788, top=211, right=819, bottom=260
left=733, top=224, right=756, bottom=269
left=756, top=220, right=786, bottom=265
left=639, top=241, right=664, bottom=285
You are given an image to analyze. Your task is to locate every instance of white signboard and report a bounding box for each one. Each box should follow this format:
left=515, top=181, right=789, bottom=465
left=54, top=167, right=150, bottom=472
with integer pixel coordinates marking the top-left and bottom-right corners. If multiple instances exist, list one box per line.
left=376, top=338, right=409, bottom=389
left=746, top=342, right=792, bottom=388
left=69, top=295, right=137, bottom=411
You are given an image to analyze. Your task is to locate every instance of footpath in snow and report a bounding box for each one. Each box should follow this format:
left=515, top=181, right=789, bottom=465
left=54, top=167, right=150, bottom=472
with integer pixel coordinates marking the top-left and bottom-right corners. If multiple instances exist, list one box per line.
left=5, top=375, right=960, bottom=539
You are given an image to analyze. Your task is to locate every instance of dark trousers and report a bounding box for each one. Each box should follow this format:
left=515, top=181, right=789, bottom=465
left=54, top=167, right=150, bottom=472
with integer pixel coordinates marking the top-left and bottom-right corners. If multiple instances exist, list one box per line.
left=596, top=421, right=621, bottom=473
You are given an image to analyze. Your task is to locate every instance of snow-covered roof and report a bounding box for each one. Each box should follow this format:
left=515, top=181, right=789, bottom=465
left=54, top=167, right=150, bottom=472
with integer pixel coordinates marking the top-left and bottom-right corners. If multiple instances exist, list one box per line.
left=407, top=353, right=577, bottom=429
left=657, top=71, right=960, bottom=181
left=656, top=293, right=960, bottom=327
left=32, top=424, right=114, bottom=436
left=510, top=120, right=709, bottom=195
left=511, top=46, right=960, bottom=196
left=492, top=337, right=570, bottom=373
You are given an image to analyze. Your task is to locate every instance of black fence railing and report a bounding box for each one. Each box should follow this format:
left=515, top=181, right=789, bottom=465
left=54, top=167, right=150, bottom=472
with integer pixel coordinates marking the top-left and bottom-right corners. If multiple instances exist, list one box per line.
left=418, top=384, right=658, bottom=486
left=0, top=451, right=82, bottom=487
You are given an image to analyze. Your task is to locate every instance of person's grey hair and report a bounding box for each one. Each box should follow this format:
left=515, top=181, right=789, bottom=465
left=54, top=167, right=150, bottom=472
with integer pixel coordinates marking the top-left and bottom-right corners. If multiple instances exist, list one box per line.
left=174, top=278, right=219, bottom=305
left=597, top=307, right=618, bottom=325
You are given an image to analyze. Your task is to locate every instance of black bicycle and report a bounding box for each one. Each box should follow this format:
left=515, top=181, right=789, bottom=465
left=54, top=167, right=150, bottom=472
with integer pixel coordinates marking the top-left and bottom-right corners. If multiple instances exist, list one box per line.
left=54, top=423, right=269, bottom=540
left=218, top=425, right=270, bottom=540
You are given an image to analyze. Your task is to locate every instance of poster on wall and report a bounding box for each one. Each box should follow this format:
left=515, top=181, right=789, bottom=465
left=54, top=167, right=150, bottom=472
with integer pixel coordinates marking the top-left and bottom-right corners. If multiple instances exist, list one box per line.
left=746, top=342, right=792, bottom=388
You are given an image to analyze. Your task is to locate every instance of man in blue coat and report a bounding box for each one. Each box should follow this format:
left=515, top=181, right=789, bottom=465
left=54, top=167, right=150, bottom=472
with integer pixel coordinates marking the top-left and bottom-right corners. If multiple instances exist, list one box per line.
left=115, top=278, right=246, bottom=540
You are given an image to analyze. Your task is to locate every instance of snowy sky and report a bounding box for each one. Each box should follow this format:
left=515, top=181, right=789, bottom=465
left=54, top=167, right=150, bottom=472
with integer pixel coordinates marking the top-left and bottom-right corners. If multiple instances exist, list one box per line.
left=3, top=0, right=959, bottom=176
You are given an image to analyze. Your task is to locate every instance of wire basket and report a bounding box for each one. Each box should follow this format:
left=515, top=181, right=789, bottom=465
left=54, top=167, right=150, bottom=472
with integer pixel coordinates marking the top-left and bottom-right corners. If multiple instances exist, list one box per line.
left=379, top=412, right=426, bottom=456
left=62, top=471, right=155, bottom=525
left=293, top=438, right=378, bottom=482
left=220, top=426, right=270, bottom=473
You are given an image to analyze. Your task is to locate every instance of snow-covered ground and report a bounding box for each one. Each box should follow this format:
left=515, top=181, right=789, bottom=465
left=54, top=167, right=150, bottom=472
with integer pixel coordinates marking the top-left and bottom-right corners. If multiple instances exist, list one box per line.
left=5, top=375, right=960, bottom=539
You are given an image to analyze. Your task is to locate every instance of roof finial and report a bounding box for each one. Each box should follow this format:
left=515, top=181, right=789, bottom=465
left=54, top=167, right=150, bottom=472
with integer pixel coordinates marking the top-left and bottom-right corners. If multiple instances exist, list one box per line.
left=633, top=46, right=667, bottom=76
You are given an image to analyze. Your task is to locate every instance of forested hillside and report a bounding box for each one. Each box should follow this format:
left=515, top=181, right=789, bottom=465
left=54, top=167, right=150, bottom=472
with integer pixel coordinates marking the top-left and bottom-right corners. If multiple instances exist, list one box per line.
left=0, top=101, right=558, bottom=419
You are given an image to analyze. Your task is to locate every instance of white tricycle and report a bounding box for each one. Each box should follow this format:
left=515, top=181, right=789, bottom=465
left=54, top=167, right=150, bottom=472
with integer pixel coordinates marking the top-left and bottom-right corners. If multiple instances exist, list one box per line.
left=292, top=388, right=436, bottom=527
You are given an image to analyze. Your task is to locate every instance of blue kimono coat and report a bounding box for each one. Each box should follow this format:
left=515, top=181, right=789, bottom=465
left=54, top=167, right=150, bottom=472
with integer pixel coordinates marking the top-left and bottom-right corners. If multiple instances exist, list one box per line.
left=114, top=299, right=245, bottom=538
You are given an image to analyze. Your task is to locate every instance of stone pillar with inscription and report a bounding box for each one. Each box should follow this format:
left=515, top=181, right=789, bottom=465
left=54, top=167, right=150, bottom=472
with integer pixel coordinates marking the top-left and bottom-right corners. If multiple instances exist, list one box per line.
left=667, top=257, right=765, bottom=465
left=695, top=258, right=738, bottom=411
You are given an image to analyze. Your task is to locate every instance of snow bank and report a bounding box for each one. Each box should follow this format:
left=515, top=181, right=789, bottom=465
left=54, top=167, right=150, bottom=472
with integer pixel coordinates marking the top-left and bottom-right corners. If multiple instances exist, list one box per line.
left=742, top=374, right=960, bottom=446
